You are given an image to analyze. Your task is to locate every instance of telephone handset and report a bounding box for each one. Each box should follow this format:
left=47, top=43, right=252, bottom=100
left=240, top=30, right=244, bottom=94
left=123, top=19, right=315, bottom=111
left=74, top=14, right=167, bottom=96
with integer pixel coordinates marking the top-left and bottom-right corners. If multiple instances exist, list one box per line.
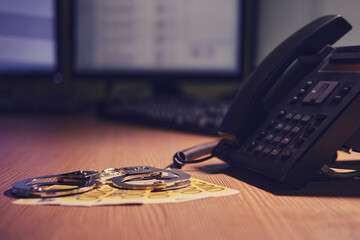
left=219, top=15, right=352, bottom=144
left=173, top=15, right=360, bottom=188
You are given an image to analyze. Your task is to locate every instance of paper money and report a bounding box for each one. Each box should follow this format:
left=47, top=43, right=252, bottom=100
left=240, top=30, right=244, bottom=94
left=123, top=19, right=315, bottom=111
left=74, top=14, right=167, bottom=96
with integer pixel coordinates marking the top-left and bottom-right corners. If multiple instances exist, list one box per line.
left=13, top=178, right=239, bottom=206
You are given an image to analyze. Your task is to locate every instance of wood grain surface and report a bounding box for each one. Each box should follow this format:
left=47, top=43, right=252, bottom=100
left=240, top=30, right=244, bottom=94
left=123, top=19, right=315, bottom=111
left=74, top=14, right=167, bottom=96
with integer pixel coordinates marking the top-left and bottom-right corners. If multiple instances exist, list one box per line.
left=1, top=114, right=360, bottom=240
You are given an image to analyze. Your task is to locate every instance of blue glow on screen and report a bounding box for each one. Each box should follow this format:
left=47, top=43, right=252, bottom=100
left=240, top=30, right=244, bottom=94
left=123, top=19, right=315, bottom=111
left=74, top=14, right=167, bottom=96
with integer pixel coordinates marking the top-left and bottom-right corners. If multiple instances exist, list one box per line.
left=0, top=0, right=56, bottom=73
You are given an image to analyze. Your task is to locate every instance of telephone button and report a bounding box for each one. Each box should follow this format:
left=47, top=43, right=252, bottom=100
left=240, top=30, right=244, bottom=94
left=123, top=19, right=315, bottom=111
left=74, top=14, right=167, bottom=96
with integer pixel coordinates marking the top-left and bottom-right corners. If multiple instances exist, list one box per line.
left=331, top=95, right=343, bottom=104
left=293, top=114, right=303, bottom=122
left=284, top=113, right=294, bottom=121
left=262, top=147, right=273, bottom=155
left=274, top=123, right=284, bottom=132
left=290, top=96, right=299, bottom=104
left=281, top=150, right=292, bottom=160
left=277, top=110, right=286, bottom=119
left=300, top=115, right=312, bottom=124
left=254, top=144, right=265, bottom=154
left=290, top=126, right=302, bottom=135
left=272, top=136, right=282, bottom=145
left=304, top=81, right=314, bottom=89
left=340, top=86, right=351, bottom=94
left=270, top=149, right=280, bottom=158
left=282, top=125, right=292, bottom=133
left=264, top=133, right=275, bottom=143
left=298, top=88, right=306, bottom=96
left=280, top=137, right=291, bottom=146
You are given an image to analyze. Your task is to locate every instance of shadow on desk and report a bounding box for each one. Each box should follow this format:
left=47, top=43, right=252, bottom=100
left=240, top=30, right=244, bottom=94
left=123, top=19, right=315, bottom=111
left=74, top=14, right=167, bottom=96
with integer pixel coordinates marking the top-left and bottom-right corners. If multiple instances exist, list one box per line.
left=195, top=163, right=360, bottom=198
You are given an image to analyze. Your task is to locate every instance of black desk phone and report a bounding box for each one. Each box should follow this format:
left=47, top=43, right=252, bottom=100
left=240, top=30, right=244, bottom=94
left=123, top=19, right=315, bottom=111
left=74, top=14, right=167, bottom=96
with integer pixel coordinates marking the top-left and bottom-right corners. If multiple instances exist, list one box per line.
left=173, top=15, right=360, bottom=188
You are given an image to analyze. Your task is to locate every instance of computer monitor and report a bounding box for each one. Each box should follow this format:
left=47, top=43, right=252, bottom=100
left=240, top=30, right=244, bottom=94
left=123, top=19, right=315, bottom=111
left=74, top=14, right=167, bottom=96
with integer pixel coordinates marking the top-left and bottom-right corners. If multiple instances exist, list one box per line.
left=72, top=0, right=251, bottom=93
left=0, top=0, right=59, bottom=79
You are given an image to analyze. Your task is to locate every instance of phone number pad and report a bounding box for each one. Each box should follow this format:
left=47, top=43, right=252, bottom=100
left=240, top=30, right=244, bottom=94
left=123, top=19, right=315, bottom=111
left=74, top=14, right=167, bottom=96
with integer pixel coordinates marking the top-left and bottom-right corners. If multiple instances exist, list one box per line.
left=245, top=110, right=327, bottom=164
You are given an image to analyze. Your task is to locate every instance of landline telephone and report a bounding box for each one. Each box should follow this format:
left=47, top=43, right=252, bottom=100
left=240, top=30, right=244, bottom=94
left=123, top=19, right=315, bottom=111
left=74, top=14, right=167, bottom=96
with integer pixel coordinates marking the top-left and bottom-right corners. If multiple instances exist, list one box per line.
left=172, top=15, right=360, bottom=188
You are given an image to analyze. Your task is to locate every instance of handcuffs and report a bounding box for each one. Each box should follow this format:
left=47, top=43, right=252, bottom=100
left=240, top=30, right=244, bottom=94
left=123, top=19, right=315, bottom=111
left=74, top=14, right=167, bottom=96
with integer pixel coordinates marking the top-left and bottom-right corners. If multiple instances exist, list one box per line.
left=12, top=166, right=191, bottom=198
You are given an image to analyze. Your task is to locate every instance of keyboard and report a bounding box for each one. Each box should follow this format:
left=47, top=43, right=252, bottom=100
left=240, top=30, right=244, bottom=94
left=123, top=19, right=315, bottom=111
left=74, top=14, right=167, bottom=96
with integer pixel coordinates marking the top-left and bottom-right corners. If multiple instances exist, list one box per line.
left=98, top=97, right=232, bottom=135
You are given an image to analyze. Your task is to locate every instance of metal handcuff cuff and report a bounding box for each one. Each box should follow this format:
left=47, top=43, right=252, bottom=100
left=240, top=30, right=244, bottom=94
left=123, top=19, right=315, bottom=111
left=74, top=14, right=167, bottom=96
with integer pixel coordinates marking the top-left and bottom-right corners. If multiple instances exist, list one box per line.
left=12, top=166, right=191, bottom=198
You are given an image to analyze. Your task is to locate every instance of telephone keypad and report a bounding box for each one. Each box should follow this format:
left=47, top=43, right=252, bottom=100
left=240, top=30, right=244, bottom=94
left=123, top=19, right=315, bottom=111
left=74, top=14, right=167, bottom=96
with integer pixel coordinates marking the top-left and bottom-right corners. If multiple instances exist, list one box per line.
left=243, top=77, right=353, bottom=169
left=246, top=112, right=320, bottom=163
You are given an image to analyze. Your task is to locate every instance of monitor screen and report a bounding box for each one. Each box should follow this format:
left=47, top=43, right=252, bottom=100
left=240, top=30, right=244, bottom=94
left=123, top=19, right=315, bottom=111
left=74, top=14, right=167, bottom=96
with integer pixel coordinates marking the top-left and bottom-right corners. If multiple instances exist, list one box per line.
left=0, top=0, right=57, bottom=75
left=73, top=0, right=242, bottom=79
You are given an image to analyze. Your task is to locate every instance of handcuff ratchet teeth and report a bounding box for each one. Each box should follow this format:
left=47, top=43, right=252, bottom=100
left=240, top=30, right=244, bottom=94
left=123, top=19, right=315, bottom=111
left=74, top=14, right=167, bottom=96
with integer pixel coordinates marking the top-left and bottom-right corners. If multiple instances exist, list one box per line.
left=12, top=170, right=101, bottom=198
left=108, top=166, right=191, bottom=190
left=109, top=166, right=190, bottom=190
left=12, top=166, right=191, bottom=198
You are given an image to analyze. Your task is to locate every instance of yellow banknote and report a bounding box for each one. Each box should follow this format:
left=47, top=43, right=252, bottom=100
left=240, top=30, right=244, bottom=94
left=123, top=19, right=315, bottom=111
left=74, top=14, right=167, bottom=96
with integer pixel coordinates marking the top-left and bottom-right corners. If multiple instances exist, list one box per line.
left=13, top=178, right=239, bottom=206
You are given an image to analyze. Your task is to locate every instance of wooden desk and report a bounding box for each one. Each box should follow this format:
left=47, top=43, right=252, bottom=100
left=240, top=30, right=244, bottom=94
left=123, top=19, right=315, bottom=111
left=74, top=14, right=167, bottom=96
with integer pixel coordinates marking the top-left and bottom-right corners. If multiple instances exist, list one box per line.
left=1, top=114, right=360, bottom=240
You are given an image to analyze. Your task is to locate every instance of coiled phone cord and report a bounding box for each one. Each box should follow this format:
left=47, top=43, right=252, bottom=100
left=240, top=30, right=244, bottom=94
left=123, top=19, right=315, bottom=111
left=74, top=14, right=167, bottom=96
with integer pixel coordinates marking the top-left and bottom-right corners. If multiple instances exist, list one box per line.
left=172, top=140, right=220, bottom=169
left=172, top=140, right=360, bottom=179
left=321, top=160, right=360, bottom=178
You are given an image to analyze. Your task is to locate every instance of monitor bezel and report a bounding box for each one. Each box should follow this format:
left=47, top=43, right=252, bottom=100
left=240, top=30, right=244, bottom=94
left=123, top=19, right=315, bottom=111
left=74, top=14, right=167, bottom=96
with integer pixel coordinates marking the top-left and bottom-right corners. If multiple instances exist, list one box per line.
left=70, top=0, right=252, bottom=82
